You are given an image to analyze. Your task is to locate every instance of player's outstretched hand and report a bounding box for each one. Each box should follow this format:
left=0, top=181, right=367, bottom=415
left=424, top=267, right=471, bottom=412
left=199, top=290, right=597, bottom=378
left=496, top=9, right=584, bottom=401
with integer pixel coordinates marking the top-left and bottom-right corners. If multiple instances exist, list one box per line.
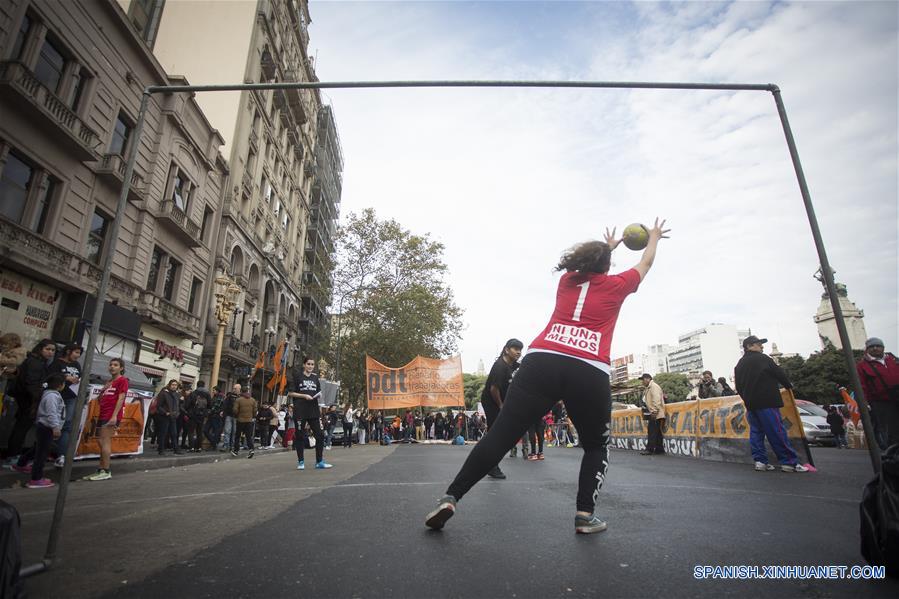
left=648, top=218, right=670, bottom=242
left=603, top=227, right=621, bottom=250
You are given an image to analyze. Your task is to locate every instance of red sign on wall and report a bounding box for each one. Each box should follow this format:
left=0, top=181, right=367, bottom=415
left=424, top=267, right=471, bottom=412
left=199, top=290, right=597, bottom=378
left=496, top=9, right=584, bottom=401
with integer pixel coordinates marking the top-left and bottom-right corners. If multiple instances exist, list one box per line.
left=154, top=339, right=184, bottom=362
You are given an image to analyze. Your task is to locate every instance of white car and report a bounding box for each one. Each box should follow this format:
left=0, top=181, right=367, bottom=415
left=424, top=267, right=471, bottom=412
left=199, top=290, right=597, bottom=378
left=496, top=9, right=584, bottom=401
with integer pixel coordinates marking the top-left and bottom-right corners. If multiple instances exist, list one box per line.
left=795, top=402, right=837, bottom=446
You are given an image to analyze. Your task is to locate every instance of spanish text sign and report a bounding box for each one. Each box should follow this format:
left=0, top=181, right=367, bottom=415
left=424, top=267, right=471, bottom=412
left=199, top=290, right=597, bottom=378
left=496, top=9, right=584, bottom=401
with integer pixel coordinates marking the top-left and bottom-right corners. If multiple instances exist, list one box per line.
left=366, top=355, right=464, bottom=409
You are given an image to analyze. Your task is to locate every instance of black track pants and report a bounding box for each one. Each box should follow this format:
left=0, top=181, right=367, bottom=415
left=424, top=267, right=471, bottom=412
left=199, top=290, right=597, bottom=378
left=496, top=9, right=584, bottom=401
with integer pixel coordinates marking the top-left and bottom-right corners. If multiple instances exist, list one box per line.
left=446, top=352, right=611, bottom=513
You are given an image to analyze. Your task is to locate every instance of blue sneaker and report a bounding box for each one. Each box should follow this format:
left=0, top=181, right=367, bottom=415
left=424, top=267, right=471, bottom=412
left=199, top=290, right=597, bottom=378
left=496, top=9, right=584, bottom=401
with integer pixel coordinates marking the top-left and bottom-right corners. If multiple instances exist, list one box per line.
left=297, top=460, right=304, bottom=470
left=315, top=461, right=333, bottom=469
left=575, top=513, right=607, bottom=534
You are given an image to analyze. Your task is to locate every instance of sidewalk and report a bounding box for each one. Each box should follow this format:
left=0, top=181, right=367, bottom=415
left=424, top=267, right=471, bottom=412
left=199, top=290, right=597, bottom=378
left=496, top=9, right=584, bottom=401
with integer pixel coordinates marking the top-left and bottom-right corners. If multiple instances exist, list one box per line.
left=0, top=444, right=290, bottom=488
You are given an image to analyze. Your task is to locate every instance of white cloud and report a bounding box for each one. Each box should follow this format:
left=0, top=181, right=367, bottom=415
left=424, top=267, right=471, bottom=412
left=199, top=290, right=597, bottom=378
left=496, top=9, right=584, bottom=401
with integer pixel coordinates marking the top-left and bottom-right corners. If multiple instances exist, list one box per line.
left=309, top=1, right=897, bottom=372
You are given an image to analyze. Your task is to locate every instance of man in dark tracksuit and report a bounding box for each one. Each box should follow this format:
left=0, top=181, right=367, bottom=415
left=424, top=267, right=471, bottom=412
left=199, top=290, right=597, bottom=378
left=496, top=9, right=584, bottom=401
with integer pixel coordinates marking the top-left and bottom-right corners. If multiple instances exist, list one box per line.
left=734, top=335, right=807, bottom=473
left=480, top=338, right=523, bottom=479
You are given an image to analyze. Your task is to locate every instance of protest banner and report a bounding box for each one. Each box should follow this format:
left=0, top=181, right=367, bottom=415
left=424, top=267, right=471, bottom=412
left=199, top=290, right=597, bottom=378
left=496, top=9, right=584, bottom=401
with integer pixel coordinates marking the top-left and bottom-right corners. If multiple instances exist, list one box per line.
left=366, top=355, right=464, bottom=410
left=74, top=384, right=152, bottom=459
left=610, top=389, right=813, bottom=465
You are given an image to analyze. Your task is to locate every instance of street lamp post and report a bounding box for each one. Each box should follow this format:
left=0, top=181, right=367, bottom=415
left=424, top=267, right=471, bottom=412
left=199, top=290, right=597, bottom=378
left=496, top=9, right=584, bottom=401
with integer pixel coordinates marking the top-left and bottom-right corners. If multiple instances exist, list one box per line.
left=211, top=276, right=242, bottom=390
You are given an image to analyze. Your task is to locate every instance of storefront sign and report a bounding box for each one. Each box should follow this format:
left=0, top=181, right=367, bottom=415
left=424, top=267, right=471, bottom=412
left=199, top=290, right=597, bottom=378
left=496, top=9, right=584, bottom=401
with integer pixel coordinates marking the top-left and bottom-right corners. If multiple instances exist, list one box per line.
left=154, top=339, right=184, bottom=361
left=0, top=270, right=59, bottom=350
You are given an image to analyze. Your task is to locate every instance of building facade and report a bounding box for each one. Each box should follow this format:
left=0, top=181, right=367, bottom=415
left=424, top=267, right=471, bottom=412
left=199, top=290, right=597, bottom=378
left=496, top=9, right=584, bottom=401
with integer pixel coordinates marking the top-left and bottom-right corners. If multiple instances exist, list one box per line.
left=640, top=343, right=673, bottom=377
left=667, top=324, right=750, bottom=383
left=813, top=282, right=867, bottom=351
left=149, top=0, right=342, bottom=394
left=0, top=0, right=226, bottom=390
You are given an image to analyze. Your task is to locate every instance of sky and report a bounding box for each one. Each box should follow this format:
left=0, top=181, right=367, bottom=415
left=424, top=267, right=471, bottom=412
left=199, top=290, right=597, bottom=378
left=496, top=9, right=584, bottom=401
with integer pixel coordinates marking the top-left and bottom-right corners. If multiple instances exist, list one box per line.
left=306, top=0, right=898, bottom=373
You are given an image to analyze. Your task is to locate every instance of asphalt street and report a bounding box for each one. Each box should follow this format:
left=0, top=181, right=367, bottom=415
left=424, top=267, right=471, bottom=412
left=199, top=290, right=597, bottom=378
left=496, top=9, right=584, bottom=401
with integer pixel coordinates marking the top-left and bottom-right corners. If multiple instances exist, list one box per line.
left=4, top=443, right=897, bottom=598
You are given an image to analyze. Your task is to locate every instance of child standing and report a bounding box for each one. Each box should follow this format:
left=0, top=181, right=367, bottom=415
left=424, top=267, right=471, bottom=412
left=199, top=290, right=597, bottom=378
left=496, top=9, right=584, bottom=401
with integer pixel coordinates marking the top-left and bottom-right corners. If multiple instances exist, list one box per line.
left=26, top=373, right=67, bottom=488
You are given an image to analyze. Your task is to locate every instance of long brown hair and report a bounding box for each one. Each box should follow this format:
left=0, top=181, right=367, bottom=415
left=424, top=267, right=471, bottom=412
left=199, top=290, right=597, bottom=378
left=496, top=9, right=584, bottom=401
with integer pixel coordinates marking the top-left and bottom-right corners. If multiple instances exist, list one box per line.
left=556, top=241, right=611, bottom=274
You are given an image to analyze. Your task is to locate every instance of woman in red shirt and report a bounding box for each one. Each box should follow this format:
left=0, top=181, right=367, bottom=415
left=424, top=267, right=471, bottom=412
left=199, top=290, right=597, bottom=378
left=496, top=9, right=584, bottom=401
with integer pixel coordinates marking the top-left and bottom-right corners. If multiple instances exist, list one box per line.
left=85, top=357, right=129, bottom=481
left=427, top=219, right=669, bottom=534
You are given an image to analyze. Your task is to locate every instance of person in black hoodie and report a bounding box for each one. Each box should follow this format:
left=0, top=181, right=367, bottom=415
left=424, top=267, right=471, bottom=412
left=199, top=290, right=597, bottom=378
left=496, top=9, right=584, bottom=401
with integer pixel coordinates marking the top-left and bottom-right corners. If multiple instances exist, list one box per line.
left=185, top=381, right=212, bottom=452
left=734, top=336, right=807, bottom=473
left=155, top=379, right=182, bottom=455
left=2, top=338, right=55, bottom=462
left=826, top=405, right=848, bottom=448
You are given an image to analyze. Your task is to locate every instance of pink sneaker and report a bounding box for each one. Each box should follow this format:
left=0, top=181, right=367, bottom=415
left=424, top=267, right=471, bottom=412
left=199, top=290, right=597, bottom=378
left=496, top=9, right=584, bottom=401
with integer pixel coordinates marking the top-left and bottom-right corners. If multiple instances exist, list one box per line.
left=26, top=478, right=55, bottom=489
left=11, top=463, right=32, bottom=474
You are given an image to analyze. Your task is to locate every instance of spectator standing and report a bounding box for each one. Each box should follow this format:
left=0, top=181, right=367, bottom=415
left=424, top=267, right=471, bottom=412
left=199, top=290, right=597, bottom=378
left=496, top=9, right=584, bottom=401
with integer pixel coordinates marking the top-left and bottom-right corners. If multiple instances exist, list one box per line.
left=204, top=387, right=225, bottom=450
left=221, top=384, right=240, bottom=452
left=155, top=379, right=182, bottom=455
left=287, top=357, right=331, bottom=469
left=47, top=343, right=82, bottom=468
left=84, top=358, right=128, bottom=481
left=826, top=405, right=848, bottom=449
left=256, top=402, right=274, bottom=450
left=324, top=405, right=338, bottom=449
left=855, top=337, right=899, bottom=450
left=698, top=371, right=723, bottom=399
left=20, top=373, right=66, bottom=488
left=231, top=391, right=257, bottom=458
left=342, top=404, right=355, bottom=448
left=718, top=377, right=736, bottom=396
left=639, top=373, right=666, bottom=455
left=185, top=381, right=212, bottom=452
left=734, top=336, right=808, bottom=473
left=2, top=338, right=55, bottom=463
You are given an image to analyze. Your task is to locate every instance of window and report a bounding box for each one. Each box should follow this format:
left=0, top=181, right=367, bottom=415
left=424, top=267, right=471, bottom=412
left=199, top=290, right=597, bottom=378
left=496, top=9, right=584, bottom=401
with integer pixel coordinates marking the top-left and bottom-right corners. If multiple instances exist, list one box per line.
left=168, top=165, right=194, bottom=212
left=12, top=14, right=31, bottom=60
left=282, top=212, right=290, bottom=232
left=262, top=178, right=272, bottom=203
left=30, top=177, right=55, bottom=234
left=68, top=68, right=90, bottom=111
left=109, top=112, right=132, bottom=157
left=163, top=258, right=181, bottom=301
left=187, top=277, right=203, bottom=314
left=200, top=207, right=213, bottom=242
left=147, top=246, right=164, bottom=290
left=273, top=196, right=281, bottom=216
left=0, top=152, right=33, bottom=224
left=128, top=0, right=165, bottom=48
left=86, top=210, right=110, bottom=264
left=34, top=35, right=66, bottom=94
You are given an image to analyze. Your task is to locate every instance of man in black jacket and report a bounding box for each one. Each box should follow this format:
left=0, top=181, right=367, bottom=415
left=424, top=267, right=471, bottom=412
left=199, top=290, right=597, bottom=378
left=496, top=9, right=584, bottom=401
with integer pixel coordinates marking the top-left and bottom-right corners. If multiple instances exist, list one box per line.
left=734, top=336, right=807, bottom=473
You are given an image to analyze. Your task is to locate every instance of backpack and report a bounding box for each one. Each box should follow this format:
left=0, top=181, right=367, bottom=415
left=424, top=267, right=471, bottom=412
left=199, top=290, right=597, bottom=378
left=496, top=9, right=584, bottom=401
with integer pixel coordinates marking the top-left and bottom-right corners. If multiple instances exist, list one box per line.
left=149, top=396, right=159, bottom=416
left=860, top=444, right=899, bottom=578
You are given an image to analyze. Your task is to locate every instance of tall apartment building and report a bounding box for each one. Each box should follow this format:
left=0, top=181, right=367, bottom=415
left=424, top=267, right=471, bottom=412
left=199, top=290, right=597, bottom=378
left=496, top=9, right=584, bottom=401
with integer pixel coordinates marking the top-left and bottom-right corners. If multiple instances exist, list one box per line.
left=640, top=344, right=673, bottom=377
left=0, top=0, right=227, bottom=390
left=667, top=324, right=750, bottom=382
left=610, top=354, right=643, bottom=385
left=146, top=0, right=342, bottom=391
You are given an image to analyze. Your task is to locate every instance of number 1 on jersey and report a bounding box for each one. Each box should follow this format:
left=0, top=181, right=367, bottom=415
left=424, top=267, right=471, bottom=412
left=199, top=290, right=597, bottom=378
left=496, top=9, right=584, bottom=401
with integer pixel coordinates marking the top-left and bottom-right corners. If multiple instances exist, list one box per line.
left=572, top=281, right=590, bottom=321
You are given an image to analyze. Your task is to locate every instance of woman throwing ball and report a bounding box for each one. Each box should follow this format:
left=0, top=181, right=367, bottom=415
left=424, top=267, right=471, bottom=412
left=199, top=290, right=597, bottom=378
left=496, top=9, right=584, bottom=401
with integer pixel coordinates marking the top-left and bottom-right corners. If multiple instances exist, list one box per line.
left=426, top=218, right=669, bottom=534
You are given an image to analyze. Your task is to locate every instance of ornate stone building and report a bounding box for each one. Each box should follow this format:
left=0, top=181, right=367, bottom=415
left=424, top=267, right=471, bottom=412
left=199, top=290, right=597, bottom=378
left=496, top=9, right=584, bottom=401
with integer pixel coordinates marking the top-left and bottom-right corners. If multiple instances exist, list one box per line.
left=0, top=0, right=227, bottom=390
left=149, top=0, right=343, bottom=393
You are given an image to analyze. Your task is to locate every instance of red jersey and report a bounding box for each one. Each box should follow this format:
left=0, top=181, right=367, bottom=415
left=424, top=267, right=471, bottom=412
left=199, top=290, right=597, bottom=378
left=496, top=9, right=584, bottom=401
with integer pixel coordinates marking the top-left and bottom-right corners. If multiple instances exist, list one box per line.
left=99, top=376, right=129, bottom=422
left=528, top=269, right=641, bottom=369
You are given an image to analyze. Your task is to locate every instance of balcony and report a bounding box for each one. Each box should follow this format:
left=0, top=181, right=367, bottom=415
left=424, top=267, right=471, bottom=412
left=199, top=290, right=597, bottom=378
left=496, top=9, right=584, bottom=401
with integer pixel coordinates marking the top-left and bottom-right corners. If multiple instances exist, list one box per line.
left=260, top=46, right=277, bottom=82
left=227, top=334, right=259, bottom=362
left=156, top=199, right=202, bottom=247
left=248, top=128, right=259, bottom=150
left=241, top=169, right=255, bottom=198
left=95, top=154, right=145, bottom=200
left=283, top=71, right=308, bottom=125
left=136, top=291, right=201, bottom=337
left=0, top=61, right=100, bottom=161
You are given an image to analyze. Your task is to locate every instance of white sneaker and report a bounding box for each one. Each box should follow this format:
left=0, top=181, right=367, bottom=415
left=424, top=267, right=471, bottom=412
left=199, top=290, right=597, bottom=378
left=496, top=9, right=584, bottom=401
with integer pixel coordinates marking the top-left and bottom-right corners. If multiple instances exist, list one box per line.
left=754, top=461, right=775, bottom=471
left=54, top=456, right=65, bottom=469
left=781, top=463, right=809, bottom=473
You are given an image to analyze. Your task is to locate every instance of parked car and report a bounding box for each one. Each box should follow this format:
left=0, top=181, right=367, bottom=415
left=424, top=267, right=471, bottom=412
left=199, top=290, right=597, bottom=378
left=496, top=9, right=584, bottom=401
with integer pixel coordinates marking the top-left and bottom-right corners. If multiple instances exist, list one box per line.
left=794, top=400, right=836, bottom=446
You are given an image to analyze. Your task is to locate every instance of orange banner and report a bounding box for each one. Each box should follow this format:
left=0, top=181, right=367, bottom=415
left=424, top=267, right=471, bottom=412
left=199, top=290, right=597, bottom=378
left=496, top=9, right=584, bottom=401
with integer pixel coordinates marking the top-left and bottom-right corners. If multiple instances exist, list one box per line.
left=75, top=385, right=150, bottom=458
left=366, top=355, right=464, bottom=409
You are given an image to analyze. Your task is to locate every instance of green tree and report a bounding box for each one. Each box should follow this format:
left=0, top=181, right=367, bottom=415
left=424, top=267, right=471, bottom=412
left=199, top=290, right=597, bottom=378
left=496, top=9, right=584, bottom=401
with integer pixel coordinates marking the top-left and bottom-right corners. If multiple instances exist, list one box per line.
left=778, top=343, right=864, bottom=405
left=652, top=372, right=693, bottom=403
left=330, top=209, right=465, bottom=404
left=463, top=373, right=487, bottom=409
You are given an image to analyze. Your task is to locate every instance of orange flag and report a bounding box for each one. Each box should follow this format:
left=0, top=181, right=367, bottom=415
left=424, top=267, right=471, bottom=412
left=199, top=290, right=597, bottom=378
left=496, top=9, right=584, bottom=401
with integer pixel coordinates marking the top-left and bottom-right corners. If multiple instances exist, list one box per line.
left=840, top=387, right=860, bottom=426
left=266, top=340, right=285, bottom=390
left=278, top=368, right=288, bottom=395
left=254, top=351, right=265, bottom=371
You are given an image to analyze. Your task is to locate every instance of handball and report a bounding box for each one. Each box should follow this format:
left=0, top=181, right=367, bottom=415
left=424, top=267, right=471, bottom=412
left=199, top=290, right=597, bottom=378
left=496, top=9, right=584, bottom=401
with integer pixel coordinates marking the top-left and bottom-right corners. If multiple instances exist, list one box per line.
left=622, top=223, right=649, bottom=250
